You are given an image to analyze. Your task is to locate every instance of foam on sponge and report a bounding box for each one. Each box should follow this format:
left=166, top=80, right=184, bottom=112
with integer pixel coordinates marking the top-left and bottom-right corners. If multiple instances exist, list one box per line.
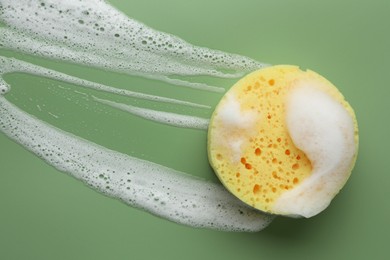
left=208, top=65, right=358, bottom=217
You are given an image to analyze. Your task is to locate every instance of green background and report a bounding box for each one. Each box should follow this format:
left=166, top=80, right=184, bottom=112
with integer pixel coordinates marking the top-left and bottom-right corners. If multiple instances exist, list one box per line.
left=1, top=0, right=389, bottom=259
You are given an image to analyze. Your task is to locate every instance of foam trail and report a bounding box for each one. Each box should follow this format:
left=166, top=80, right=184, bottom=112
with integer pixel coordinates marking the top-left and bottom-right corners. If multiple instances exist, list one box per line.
left=0, top=0, right=268, bottom=91
left=0, top=95, right=273, bottom=232
left=0, top=29, right=225, bottom=93
left=0, top=56, right=209, bottom=109
left=155, top=75, right=225, bottom=93
left=48, top=111, right=59, bottom=119
left=93, top=96, right=210, bottom=130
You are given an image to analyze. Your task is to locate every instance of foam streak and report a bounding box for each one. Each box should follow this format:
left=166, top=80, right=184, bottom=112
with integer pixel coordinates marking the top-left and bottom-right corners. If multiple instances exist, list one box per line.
left=93, top=96, right=210, bottom=130
left=0, top=96, right=272, bottom=231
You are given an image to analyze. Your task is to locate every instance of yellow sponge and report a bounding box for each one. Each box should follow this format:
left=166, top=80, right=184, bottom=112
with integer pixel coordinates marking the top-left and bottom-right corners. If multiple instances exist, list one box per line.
left=208, top=65, right=358, bottom=217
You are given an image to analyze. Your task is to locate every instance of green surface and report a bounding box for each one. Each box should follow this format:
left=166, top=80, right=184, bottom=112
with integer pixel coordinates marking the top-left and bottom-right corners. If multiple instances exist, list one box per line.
left=0, top=0, right=389, bottom=259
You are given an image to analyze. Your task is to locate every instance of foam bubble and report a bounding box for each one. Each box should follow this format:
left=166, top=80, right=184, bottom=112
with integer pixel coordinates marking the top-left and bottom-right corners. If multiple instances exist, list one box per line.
left=0, top=78, right=10, bottom=94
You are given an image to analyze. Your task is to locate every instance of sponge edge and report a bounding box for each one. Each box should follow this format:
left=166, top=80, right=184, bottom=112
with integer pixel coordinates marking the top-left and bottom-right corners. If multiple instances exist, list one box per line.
left=208, top=65, right=358, bottom=218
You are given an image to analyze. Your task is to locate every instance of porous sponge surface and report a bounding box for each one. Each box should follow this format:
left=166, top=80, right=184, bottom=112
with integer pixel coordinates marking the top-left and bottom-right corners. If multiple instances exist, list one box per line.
left=208, top=65, right=357, bottom=214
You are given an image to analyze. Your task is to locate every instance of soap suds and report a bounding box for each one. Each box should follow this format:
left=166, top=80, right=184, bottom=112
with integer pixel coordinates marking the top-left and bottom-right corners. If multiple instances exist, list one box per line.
left=0, top=95, right=273, bottom=231
left=93, top=96, right=210, bottom=130
left=218, top=93, right=257, bottom=129
left=273, top=83, right=356, bottom=217
left=48, top=111, right=59, bottom=119
left=0, top=55, right=212, bottom=130
left=228, top=138, right=244, bottom=162
left=0, top=56, right=208, bottom=109
left=0, top=0, right=268, bottom=91
left=211, top=92, right=259, bottom=163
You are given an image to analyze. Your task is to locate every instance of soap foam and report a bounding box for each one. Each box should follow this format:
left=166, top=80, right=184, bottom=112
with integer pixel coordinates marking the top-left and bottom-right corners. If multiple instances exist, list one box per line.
left=210, top=92, right=259, bottom=163
left=272, top=83, right=356, bottom=217
left=0, top=56, right=209, bottom=109
left=93, top=96, right=210, bottom=130
left=0, top=56, right=213, bottom=130
left=0, top=0, right=268, bottom=91
left=0, top=96, right=273, bottom=231
left=218, top=93, right=257, bottom=129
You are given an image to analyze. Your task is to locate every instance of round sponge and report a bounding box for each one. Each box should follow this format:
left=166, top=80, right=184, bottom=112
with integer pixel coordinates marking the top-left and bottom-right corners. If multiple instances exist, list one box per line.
left=208, top=65, right=358, bottom=218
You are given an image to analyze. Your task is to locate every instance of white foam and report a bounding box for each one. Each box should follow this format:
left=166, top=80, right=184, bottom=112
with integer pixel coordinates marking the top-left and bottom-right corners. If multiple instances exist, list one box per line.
left=218, top=93, right=257, bottom=129
left=93, top=96, right=210, bottom=130
left=0, top=55, right=211, bottom=130
left=48, top=111, right=59, bottom=119
left=0, top=0, right=268, bottom=91
left=272, top=83, right=357, bottom=217
left=228, top=138, right=244, bottom=162
left=0, top=96, right=273, bottom=231
left=0, top=56, right=208, bottom=109
left=211, top=93, right=259, bottom=162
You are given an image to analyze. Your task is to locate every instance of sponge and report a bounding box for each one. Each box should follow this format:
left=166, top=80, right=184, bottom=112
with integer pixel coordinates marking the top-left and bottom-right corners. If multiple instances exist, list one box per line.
left=208, top=65, right=358, bottom=218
